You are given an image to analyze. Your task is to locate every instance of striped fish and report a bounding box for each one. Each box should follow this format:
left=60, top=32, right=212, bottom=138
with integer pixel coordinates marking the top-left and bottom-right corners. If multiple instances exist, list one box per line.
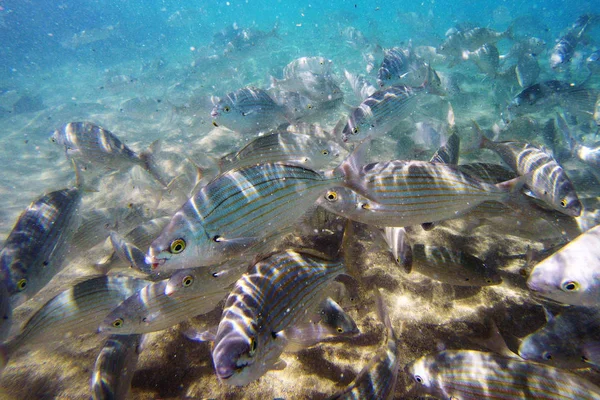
left=340, top=84, right=422, bottom=143
left=478, top=130, right=581, bottom=216
left=212, top=250, right=345, bottom=386
left=99, top=278, right=229, bottom=335
left=528, top=225, right=600, bottom=306
left=147, top=163, right=343, bottom=271
left=164, top=262, right=249, bottom=296
left=0, top=182, right=83, bottom=307
left=210, top=87, right=288, bottom=134
left=324, top=158, right=523, bottom=228
left=556, top=112, right=600, bottom=169
left=219, top=131, right=344, bottom=172
left=91, top=334, right=142, bottom=400
left=406, top=350, right=600, bottom=399
left=51, top=122, right=168, bottom=187
left=0, top=275, right=149, bottom=371
left=327, top=289, right=399, bottom=400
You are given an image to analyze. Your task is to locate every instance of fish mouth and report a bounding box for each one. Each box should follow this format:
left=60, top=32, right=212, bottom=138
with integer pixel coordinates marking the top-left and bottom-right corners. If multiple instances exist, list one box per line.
left=211, top=110, right=219, bottom=118
left=145, top=255, right=166, bottom=270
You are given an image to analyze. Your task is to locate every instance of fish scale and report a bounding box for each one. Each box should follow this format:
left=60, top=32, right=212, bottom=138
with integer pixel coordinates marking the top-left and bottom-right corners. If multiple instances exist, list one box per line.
left=212, top=250, right=344, bottom=386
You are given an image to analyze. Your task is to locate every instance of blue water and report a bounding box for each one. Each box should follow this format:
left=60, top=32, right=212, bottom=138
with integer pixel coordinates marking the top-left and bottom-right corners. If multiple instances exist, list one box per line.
left=1, top=0, right=600, bottom=398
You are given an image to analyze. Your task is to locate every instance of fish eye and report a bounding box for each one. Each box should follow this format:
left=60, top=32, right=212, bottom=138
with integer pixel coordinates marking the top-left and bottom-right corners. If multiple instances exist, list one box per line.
left=307, top=104, right=313, bottom=109
left=486, top=279, right=492, bottom=283
left=325, top=190, right=338, bottom=202
left=360, top=203, right=371, bottom=210
left=112, top=318, right=124, bottom=328
left=16, top=278, right=27, bottom=291
left=213, top=235, right=223, bottom=242
left=560, top=199, right=568, bottom=208
left=170, top=238, right=186, bottom=254
left=223, top=105, right=231, bottom=113
left=50, top=137, right=56, bottom=143
left=352, top=127, right=359, bottom=134
left=321, top=149, right=329, bottom=155
left=414, top=375, right=424, bottom=384
left=182, top=275, right=194, bottom=287
left=561, top=280, right=579, bottom=292
left=542, top=351, right=553, bottom=360
left=249, top=337, right=257, bottom=356
left=336, top=327, right=344, bottom=333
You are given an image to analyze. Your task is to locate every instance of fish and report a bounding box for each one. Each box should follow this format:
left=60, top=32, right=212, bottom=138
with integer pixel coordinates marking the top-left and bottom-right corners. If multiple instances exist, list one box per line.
left=212, top=250, right=345, bottom=386
left=221, top=23, right=279, bottom=55
left=515, top=53, right=540, bottom=88
left=383, top=227, right=502, bottom=286
left=528, top=224, right=600, bottom=306
left=283, top=56, right=334, bottom=79
left=98, top=278, right=229, bottom=335
left=462, top=44, right=500, bottom=76
left=340, top=69, right=443, bottom=143
left=51, top=122, right=168, bottom=187
left=269, top=72, right=344, bottom=104
left=219, top=131, right=344, bottom=172
left=61, top=23, right=120, bottom=50
left=406, top=350, right=600, bottom=399
left=588, top=50, right=600, bottom=74
left=505, top=80, right=599, bottom=120
left=210, top=87, right=288, bottom=134
left=344, top=69, right=377, bottom=101
left=377, top=47, right=430, bottom=88
left=437, top=25, right=512, bottom=60
left=519, top=306, right=600, bottom=369
left=501, top=37, right=546, bottom=61
left=147, top=163, right=344, bottom=271
left=478, top=131, right=582, bottom=216
left=0, top=174, right=83, bottom=307
left=269, top=88, right=339, bottom=122
left=327, top=288, right=399, bottom=400
left=323, top=152, right=526, bottom=228
left=91, top=334, right=142, bottom=400
left=557, top=112, right=600, bottom=168
left=549, top=15, right=596, bottom=70
left=284, top=297, right=359, bottom=352
left=164, top=262, right=250, bottom=297
left=430, top=133, right=460, bottom=165
left=108, top=231, right=153, bottom=274
left=0, top=275, right=149, bottom=371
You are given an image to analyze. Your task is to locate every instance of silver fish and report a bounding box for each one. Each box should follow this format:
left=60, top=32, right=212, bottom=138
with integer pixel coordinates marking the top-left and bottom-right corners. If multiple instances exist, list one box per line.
left=164, top=262, right=249, bottom=297
left=528, top=224, right=600, bottom=306
left=91, top=334, right=142, bottom=400
left=557, top=112, right=600, bottom=169
left=210, top=87, right=288, bottom=134
left=270, top=72, right=344, bottom=104
left=0, top=182, right=82, bottom=306
left=501, top=37, right=546, bottom=61
left=383, top=227, right=501, bottom=286
left=51, top=122, right=168, bottom=187
left=376, top=47, right=420, bottom=87
left=407, top=350, right=600, bottom=399
left=519, top=306, right=600, bottom=369
left=212, top=250, right=345, bottom=386
left=344, top=69, right=377, bottom=101
left=549, top=15, right=596, bottom=70
left=0, top=275, right=149, bottom=371
left=283, top=56, right=333, bottom=79
left=462, top=44, right=500, bottom=76
left=438, top=26, right=512, bottom=59
left=98, top=278, right=228, bottom=335
left=147, top=163, right=343, bottom=271
left=108, top=231, right=153, bottom=274
left=327, top=289, right=399, bottom=400
left=515, top=53, right=540, bottom=88
left=219, top=131, right=343, bottom=172
left=479, top=132, right=581, bottom=216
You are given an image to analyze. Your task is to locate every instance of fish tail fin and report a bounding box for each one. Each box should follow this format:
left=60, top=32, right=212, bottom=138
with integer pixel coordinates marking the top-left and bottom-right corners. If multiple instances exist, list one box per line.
left=504, top=23, right=514, bottom=41
left=470, top=119, right=491, bottom=152
left=422, top=64, right=446, bottom=96
left=140, top=140, right=169, bottom=188
left=333, top=140, right=371, bottom=198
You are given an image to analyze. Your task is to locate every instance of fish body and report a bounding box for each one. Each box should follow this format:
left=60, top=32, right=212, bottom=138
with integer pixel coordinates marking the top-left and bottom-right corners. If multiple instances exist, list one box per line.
left=324, top=160, right=521, bottom=227
left=383, top=227, right=501, bottom=286
left=219, top=131, right=343, bottom=172
left=147, top=163, right=342, bottom=271
left=91, top=334, right=142, bottom=400
left=99, top=279, right=228, bottom=335
left=52, top=122, right=167, bottom=186
left=556, top=112, right=600, bottom=168
left=3, top=275, right=149, bottom=368
left=270, top=72, right=344, bottom=104
left=462, top=44, right=500, bottom=76
left=327, top=289, right=399, bottom=400
left=0, top=186, right=82, bottom=306
left=528, top=225, right=600, bottom=306
left=502, top=37, right=546, bottom=61
left=344, top=69, right=377, bottom=101
left=212, top=250, right=345, bottom=386
left=164, top=262, right=250, bottom=297
left=515, top=53, right=540, bottom=88
left=377, top=47, right=411, bottom=87
left=210, top=87, right=288, bottom=134
left=549, top=15, right=596, bottom=69
left=407, top=350, right=600, bottom=399
left=109, top=231, right=153, bottom=274
left=283, top=56, right=333, bottom=78
left=438, top=26, right=512, bottom=59
left=519, top=306, right=600, bottom=369
left=430, top=133, right=460, bottom=165
left=480, top=136, right=581, bottom=216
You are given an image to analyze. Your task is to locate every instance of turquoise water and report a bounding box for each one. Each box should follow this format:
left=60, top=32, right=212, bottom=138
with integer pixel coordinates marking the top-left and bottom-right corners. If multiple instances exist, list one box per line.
left=1, top=0, right=600, bottom=398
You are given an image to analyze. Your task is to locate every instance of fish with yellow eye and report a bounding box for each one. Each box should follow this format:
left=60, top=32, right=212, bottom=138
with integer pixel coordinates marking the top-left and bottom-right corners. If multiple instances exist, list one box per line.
left=528, top=224, right=600, bottom=306
left=0, top=165, right=83, bottom=308
left=210, top=87, right=288, bottom=134
left=212, top=250, right=345, bottom=386
left=475, top=123, right=581, bottom=216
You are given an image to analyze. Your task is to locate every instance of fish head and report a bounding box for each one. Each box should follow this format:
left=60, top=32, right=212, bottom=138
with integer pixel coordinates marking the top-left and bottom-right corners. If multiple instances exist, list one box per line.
left=519, top=332, right=559, bottom=365
left=404, top=358, right=437, bottom=396
left=1, top=253, right=31, bottom=307
left=210, top=97, right=237, bottom=125
left=146, top=210, right=208, bottom=271
left=312, top=140, right=345, bottom=168
left=340, top=108, right=370, bottom=143
left=316, top=187, right=359, bottom=215
left=165, top=269, right=198, bottom=296
left=527, top=257, right=592, bottom=306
